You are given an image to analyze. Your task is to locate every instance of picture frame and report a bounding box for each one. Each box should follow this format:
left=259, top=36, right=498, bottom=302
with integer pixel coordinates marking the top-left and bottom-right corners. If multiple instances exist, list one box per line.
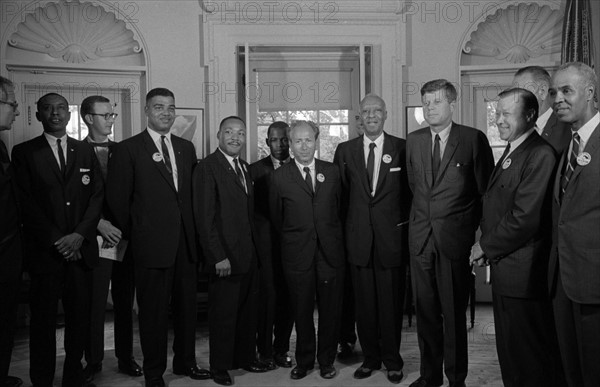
left=405, top=106, right=426, bottom=134
left=171, top=107, right=205, bottom=159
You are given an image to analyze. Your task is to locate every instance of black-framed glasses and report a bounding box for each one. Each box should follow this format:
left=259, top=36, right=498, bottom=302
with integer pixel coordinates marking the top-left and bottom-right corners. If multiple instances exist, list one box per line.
left=89, top=112, right=118, bottom=120
left=0, top=99, right=19, bottom=111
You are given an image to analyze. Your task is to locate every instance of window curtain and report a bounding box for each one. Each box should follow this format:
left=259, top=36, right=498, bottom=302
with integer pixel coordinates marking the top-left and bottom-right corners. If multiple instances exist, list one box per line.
left=561, top=0, right=595, bottom=67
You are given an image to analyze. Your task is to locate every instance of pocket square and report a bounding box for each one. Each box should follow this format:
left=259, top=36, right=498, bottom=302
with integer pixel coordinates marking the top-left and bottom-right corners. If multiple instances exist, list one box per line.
left=80, top=168, right=90, bottom=172
left=390, top=167, right=402, bottom=172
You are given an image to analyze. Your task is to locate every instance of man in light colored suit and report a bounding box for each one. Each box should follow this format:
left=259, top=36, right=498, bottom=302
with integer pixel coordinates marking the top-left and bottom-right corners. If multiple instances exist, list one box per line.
left=269, top=120, right=345, bottom=381
left=548, top=61, right=600, bottom=387
left=333, top=94, right=410, bottom=384
left=512, top=66, right=571, bottom=154
left=471, top=88, right=563, bottom=387
left=407, top=80, right=494, bottom=387
left=107, top=88, right=209, bottom=387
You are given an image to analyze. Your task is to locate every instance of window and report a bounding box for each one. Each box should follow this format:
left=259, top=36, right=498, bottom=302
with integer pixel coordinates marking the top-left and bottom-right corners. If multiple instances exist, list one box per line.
left=257, top=109, right=349, bottom=162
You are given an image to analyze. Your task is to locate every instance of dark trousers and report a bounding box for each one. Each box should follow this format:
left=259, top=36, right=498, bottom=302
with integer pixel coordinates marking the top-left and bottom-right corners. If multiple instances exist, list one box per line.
left=0, top=236, right=22, bottom=384
left=284, top=249, right=344, bottom=369
left=256, top=255, right=293, bottom=358
left=208, top=263, right=259, bottom=370
left=339, top=262, right=357, bottom=346
left=553, top=272, right=600, bottom=387
left=85, top=252, right=135, bottom=365
left=29, top=260, right=92, bottom=387
left=352, top=259, right=405, bottom=371
left=492, top=292, right=564, bottom=387
left=134, top=232, right=197, bottom=381
left=411, top=235, right=470, bottom=386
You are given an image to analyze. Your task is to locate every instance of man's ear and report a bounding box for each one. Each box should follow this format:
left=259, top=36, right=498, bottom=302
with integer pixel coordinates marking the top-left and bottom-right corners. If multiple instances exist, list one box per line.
left=83, top=114, right=93, bottom=126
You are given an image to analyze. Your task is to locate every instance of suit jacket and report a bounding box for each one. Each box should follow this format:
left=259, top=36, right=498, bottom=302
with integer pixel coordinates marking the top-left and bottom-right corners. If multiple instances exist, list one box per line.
left=106, top=130, right=198, bottom=269
left=541, top=111, right=571, bottom=156
left=269, top=159, right=345, bottom=271
left=249, top=157, right=277, bottom=265
left=334, top=133, right=411, bottom=268
left=480, top=131, right=556, bottom=298
left=549, top=122, right=600, bottom=304
left=407, top=123, right=494, bottom=260
left=0, top=140, right=22, bottom=282
left=11, top=135, right=103, bottom=271
left=193, top=149, right=256, bottom=274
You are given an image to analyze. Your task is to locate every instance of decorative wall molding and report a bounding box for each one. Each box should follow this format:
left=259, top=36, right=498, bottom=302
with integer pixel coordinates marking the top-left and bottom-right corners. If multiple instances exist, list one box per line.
left=462, top=2, right=563, bottom=64
left=8, top=0, right=142, bottom=64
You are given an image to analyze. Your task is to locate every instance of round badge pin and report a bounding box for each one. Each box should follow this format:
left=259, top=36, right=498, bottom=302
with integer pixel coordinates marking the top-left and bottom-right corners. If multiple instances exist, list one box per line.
left=82, top=174, right=90, bottom=185
left=577, top=152, right=591, bottom=166
left=152, top=152, right=163, bottom=162
left=502, top=158, right=512, bottom=169
left=317, top=173, right=325, bottom=183
left=382, top=154, right=392, bottom=164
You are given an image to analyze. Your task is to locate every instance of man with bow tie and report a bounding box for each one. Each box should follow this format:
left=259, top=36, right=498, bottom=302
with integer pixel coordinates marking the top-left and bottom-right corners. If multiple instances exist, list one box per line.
left=79, top=95, right=142, bottom=383
left=249, top=121, right=294, bottom=370
left=269, top=120, right=345, bottom=381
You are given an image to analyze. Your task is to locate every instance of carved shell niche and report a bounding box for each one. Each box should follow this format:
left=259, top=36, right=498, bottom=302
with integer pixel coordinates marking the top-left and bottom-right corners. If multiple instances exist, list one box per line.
left=8, top=1, right=142, bottom=64
left=463, top=3, right=563, bottom=64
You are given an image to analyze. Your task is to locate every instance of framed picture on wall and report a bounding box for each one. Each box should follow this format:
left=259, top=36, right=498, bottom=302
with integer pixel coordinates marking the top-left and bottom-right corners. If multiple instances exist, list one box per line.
left=171, top=108, right=204, bottom=159
left=405, top=106, right=426, bottom=134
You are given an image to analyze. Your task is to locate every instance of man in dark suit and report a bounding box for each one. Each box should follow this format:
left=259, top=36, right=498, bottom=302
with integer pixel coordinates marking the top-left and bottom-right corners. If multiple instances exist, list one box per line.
left=79, top=96, right=142, bottom=382
left=249, top=121, right=294, bottom=369
left=407, top=80, right=494, bottom=387
left=470, top=88, right=563, bottom=387
left=548, top=62, right=600, bottom=387
left=333, top=94, right=410, bottom=384
left=513, top=66, right=571, bottom=154
left=194, top=116, right=268, bottom=386
left=269, top=120, right=345, bottom=380
left=0, top=76, right=23, bottom=387
left=106, top=88, right=209, bottom=387
left=11, top=93, right=104, bottom=387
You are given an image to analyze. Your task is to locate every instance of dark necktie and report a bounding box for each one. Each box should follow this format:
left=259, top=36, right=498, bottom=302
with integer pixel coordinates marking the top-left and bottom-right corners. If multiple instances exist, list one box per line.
left=560, top=132, right=580, bottom=200
left=0, top=140, right=9, bottom=174
left=497, top=143, right=511, bottom=169
left=432, top=134, right=441, bottom=184
left=366, top=142, right=376, bottom=191
left=234, top=158, right=246, bottom=193
left=56, top=138, right=66, bottom=176
left=303, top=166, right=313, bottom=192
left=160, top=135, right=172, bottom=175
left=90, top=141, right=112, bottom=180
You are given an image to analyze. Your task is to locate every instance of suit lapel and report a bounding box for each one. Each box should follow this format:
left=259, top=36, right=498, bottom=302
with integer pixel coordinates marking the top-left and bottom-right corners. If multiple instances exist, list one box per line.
left=142, top=130, right=177, bottom=192
left=350, top=136, right=372, bottom=196
left=290, top=162, right=313, bottom=196
left=314, top=160, right=323, bottom=197
left=38, top=135, right=63, bottom=181
left=435, top=124, right=459, bottom=186
left=215, top=149, right=247, bottom=195
left=554, top=149, right=567, bottom=203
left=488, top=132, right=536, bottom=189
left=64, top=137, right=78, bottom=181
left=542, top=112, right=557, bottom=138
left=374, top=134, right=393, bottom=195
left=569, top=124, right=599, bottom=185
left=421, top=131, right=433, bottom=187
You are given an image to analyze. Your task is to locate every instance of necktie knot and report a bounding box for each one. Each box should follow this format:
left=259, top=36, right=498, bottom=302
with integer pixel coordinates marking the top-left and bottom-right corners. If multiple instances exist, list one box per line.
left=369, top=142, right=376, bottom=151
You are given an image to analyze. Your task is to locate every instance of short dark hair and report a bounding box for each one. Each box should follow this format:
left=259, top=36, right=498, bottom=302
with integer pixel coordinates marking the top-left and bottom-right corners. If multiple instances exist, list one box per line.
left=219, top=115, right=245, bottom=131
left=146, top=88, right=175, bottom=104
left=498, top=87, right=539, bottom=123
left=420, top=79, right=457, bottom=103
left=37, top=93, right=68, bottom=111
left=0, top=76, right=14, bottom=100
left=514, top=66, right=551, bottom=86
left=267, top=121, right=289, bottom=137
left=80, top=95, right=110, bottom=120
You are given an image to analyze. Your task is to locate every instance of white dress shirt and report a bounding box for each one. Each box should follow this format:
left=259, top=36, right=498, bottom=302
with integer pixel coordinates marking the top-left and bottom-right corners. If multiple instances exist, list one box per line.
left=295, top=158, right=316, bottom=189
left=571, top=112, right=600, bottom=154
left=506, top=127, right=535, bottom=157
left=219, top=148, right=247, bottom=193
left=43, top=132, right=68, bottom=168
left=363, top=133, right=384, bottom=196
left=430, top=123, right=452, bottom=159
left=536, top=107, right=553, bottom=134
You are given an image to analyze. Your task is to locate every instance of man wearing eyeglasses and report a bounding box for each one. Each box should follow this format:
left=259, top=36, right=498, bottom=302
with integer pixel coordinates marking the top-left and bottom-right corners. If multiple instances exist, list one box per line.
left=0, top=76, right=23, bottom=387
left=106, top=88, right=209, bottom=387
left=11, top=92, right=104, bottom=387
left=79, top=96, right=143, bottom=383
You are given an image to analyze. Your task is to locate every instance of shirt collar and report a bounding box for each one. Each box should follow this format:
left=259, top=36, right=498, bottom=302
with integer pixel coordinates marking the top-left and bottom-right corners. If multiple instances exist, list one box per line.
left=363, top=132, right=384, bottom=149
left=43, top=132, right=67, bottom=145
left=294, top=158, right=315, bottom=171
left=218, top=147, right=239, bottom=164
left=271, top=155, right=290, bottom=167
left=508, top=127, right=535, bottom=152
left=430, top=122, right=452, bottom=143
left=147, top=127, right=171, bottom=143
left=536, top=107, right=553, bottom=130
left=574, top=112, right=600, bottom=146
